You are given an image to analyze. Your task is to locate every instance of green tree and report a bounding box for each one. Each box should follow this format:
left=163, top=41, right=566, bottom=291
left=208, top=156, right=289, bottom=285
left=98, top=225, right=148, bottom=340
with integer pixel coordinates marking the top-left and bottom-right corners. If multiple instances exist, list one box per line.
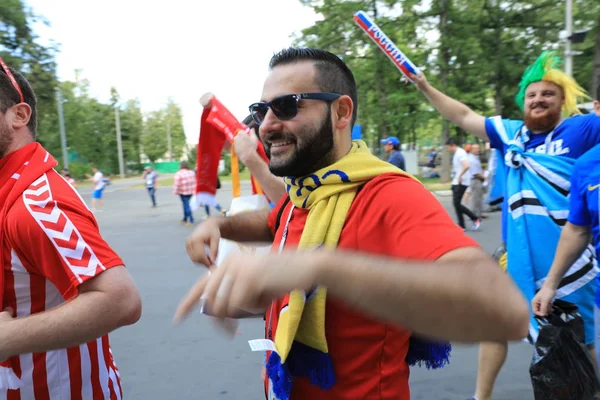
left=294, top=0, right=599, bottom=181
left=111, top=87, right=144, bottom=169
left=119, top=99, right=144, bottom=167
left=58, top=79, right=117, bottom=173
left=2, top=1, right=196, bottom=176
left=142, top=110, right=167, bottom=163
left=593, top=16, right=600, bottom=97
left=294, top=0, right=432, bottom=151
left=164, top=98, right=186, bottom=160
left=187, top=145, right=197, bottom=166
left=1, top=0, right=59, bottom=155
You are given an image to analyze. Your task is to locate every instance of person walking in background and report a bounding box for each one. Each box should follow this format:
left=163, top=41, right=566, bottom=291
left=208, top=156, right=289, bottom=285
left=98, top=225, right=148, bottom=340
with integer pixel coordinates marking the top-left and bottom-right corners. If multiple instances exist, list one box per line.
left=380, top=136, right=405, bottom=170
left=90, top=166, right=105, bottom=212
left=174, top=161, right=196, bottom=226
left=143, top=166, right=158, bottom=208
left=447, top=138, right=481, bottom=231
left=427, top=148, right=438, bottom=168
left=468, top=143, right=485, bottom=219
left=461, top=144, right=473, bottom=206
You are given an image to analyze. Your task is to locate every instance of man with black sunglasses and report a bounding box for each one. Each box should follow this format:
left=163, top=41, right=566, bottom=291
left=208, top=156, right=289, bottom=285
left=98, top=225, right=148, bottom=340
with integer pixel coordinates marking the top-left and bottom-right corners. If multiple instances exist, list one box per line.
left=176, top=48, right=528, bottom=400
left=0, top=59, right=141, bottom=397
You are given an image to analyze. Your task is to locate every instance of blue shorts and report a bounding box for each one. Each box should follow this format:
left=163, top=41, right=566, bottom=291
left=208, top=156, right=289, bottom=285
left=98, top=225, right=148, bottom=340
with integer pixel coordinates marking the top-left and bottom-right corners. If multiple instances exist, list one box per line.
left=92, top=189, right=104, bottom=199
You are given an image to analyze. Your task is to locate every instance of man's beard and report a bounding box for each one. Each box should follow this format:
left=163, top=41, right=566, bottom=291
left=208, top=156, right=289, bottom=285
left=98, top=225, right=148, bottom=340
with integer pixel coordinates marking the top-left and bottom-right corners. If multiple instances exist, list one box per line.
left=264, top=108, right=335, bottom=178
left=524, top=104, right=562, bottom=133
left=0, top=119, right=13, bottom=159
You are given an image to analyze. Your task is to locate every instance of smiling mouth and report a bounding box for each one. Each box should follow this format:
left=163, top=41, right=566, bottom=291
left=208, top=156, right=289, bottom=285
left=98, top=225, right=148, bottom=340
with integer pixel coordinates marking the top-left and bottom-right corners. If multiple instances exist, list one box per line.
left=270, top=140, right=293, bottom=148
left=530, top=103, right=549, bottom=111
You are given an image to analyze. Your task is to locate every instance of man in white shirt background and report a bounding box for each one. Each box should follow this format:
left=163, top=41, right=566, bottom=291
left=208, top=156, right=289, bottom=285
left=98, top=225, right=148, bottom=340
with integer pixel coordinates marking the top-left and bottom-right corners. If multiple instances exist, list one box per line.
left=447, top=138, right=481, bottom=231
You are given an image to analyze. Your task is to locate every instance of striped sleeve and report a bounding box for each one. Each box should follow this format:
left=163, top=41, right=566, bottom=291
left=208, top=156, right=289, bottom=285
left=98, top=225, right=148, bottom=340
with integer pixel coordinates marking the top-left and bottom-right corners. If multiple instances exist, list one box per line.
left=6, top=172, right=124, bottom=299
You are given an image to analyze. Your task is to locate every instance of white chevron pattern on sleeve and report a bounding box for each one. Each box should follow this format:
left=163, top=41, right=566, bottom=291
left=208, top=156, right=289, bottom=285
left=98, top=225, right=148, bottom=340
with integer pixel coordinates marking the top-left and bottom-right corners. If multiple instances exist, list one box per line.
left=21, top=174, right=106, bottom=283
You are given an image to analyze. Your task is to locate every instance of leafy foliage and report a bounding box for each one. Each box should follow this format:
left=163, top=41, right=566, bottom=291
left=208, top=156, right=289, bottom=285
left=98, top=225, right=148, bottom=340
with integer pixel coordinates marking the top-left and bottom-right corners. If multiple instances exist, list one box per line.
left=293, top=0, right=600, bottom=180
left=1, top=1, right=187, bottom=176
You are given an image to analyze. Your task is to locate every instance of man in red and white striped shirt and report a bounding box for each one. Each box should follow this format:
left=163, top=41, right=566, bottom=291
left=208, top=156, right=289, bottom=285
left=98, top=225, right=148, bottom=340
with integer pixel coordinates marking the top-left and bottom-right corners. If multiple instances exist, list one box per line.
left=0, top=59, right=141, bottom=399
left=173, top=161, right=197, bottom=226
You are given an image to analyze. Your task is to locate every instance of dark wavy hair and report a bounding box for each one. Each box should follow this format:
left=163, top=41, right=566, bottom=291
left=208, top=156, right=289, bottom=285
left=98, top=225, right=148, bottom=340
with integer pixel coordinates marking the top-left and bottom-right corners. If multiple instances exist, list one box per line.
left=269, top=48, right=358, bottom=128
left=0, top=64, right=37, bottom=138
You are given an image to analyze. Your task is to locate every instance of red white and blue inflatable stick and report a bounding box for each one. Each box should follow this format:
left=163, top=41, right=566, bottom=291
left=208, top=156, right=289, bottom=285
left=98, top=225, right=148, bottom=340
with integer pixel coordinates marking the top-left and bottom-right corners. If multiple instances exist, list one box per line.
left=353, top=10, right=420, bottom=83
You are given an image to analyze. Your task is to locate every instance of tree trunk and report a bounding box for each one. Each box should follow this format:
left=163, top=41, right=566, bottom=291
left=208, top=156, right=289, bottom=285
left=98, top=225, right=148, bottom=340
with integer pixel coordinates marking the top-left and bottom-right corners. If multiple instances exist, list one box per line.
left=439, top=0, right=452, bottom=183
left=456, top=127, right=465, bottom=145
left=493, top=12, right=504, bottom=115
left=409, top=104, right=417, bottom=147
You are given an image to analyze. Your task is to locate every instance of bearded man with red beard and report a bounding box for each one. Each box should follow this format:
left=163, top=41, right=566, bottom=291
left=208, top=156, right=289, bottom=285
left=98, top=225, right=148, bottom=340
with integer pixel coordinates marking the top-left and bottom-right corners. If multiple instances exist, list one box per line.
left=410, top=51, right=600, bottom=400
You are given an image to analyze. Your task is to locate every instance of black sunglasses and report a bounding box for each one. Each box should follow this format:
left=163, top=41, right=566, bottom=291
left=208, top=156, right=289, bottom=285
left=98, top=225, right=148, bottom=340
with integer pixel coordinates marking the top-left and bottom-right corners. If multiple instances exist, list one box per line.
left=249, top=92, right=341, bottom=125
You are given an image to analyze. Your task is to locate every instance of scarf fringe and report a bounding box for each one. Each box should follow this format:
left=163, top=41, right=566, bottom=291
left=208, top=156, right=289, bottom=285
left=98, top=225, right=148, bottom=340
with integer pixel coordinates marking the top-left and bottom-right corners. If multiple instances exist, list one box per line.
left=0, top=365, right=22, bottom=390
left=266, top=341, right=336, bottom=400
left=266, top=351, right=293, bottom=400
left=406, top=336, right=452, bottom=369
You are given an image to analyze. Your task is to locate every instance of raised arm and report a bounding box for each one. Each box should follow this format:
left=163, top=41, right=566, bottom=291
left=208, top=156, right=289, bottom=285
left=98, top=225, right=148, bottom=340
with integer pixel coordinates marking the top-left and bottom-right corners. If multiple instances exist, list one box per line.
left=234, top=130, right=286, bottom=203
left=410, top=73, right=488, bottom=141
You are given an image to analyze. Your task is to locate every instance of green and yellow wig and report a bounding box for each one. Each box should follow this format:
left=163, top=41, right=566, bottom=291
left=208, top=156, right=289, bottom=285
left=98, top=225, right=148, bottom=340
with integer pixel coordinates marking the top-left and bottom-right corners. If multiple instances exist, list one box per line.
left=515, top=51, right=588, bottom=116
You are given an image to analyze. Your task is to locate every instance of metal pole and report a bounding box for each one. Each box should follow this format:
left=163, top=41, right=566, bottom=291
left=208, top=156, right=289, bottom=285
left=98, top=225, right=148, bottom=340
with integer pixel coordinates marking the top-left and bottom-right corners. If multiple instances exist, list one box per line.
left=565, top=0, right=573, bottom=76
left=55, top=88, right=69, bottom=170
left=115, top=106, right=125, bottom=178
left=167, top=119, right=172, bottom=161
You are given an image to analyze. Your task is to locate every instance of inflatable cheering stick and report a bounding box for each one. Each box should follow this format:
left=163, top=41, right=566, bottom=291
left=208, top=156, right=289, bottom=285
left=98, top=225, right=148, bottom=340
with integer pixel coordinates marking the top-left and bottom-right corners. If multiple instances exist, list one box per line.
left=353, top=10, right=421, bottom=83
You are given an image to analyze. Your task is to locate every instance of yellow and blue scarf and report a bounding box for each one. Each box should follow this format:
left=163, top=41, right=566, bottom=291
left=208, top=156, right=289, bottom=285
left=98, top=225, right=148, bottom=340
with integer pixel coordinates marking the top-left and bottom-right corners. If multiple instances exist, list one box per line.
left=266, top=140, right=451, bottom=399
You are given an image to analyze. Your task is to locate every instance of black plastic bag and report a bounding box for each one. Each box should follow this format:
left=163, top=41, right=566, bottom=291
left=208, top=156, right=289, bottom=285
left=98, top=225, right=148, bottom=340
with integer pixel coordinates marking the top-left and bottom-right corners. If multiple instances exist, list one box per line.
left=529, top=299, right=600, bottom=400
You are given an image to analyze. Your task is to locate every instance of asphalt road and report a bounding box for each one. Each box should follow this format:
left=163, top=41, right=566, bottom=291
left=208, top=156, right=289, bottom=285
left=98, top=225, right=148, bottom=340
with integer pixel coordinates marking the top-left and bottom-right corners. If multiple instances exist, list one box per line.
left=87, top=182, right=535, bottom=400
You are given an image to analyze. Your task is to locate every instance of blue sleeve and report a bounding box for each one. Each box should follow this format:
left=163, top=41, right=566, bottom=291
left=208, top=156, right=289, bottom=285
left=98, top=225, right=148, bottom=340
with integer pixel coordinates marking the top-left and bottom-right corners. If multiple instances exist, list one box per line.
left=398, top=153, right=405, bottom=171
left=567, top=161, right=590, bottom=226
left=485, top=118, right=504, bottom=150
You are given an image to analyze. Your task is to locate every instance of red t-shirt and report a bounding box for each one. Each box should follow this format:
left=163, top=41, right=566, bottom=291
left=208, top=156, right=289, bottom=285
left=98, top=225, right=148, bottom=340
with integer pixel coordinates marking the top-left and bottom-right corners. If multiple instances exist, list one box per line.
left=265, top=173, right=478, bottom=399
